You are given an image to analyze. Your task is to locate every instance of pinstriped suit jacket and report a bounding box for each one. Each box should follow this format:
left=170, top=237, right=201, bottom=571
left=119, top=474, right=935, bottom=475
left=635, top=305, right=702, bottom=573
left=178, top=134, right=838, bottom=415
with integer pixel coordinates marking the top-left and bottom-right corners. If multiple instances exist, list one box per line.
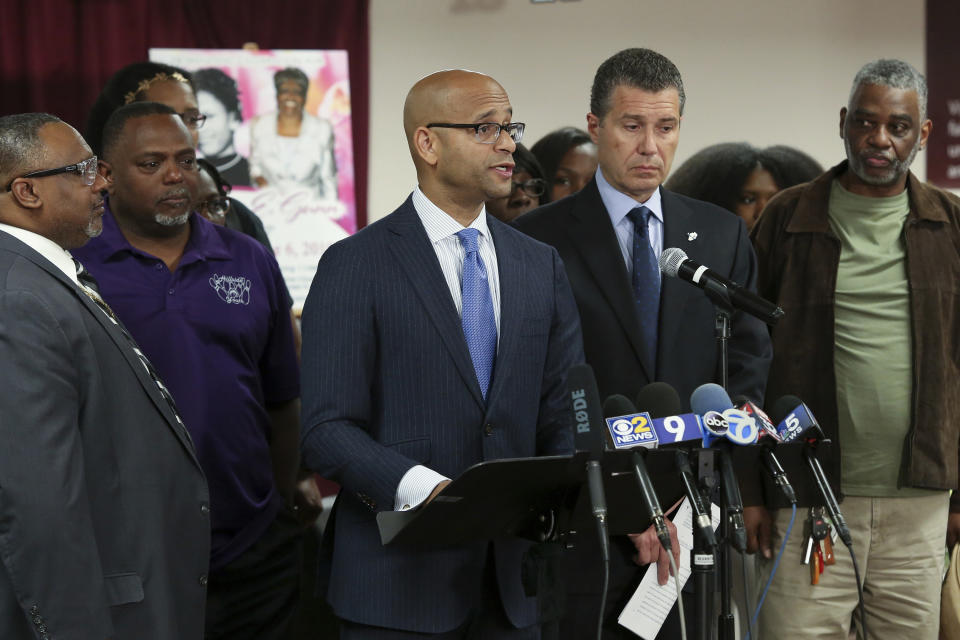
left=300, top=195, right=583, bottom=632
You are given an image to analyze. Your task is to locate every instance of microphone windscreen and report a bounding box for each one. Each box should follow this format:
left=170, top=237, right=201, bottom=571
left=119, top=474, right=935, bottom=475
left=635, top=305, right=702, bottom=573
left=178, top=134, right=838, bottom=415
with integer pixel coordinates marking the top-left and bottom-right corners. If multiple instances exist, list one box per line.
left=690, top=383, right=734, bottom=415
left=567, top=363, right=606, bottom=458
left=635, top=382, right=681, bottom=418
left=603, top=394, right=637, bottom=418
left=658, top=247, right=687, bottom=277
left=768, top=395, right=804, bottom=426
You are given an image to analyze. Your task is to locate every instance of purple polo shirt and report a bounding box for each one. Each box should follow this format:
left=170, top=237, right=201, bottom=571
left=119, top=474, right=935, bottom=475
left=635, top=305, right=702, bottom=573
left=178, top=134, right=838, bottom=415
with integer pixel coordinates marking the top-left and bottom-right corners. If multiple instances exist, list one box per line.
left=73, top=207, right=300, bottom=570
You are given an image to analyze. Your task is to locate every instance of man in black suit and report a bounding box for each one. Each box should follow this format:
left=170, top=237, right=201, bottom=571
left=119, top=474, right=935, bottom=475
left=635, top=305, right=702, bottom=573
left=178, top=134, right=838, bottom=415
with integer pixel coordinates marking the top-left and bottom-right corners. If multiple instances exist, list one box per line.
left=516, top=48, right=772, bottom=637
left=0, top=113, right=209, bottom=639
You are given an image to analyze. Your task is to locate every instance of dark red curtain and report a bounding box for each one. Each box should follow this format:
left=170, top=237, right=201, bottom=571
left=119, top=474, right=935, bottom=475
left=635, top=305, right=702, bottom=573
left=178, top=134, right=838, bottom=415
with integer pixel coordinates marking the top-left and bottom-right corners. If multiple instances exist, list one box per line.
left=0, top=0, right=369, bottom=226
left=926, top=0, right=960, bottom=189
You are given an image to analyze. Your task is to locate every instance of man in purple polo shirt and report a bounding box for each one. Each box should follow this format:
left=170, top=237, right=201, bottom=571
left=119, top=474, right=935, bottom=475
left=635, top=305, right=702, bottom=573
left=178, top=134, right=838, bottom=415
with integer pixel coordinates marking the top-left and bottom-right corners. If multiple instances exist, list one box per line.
left=72, top=101, right=302, bottom=640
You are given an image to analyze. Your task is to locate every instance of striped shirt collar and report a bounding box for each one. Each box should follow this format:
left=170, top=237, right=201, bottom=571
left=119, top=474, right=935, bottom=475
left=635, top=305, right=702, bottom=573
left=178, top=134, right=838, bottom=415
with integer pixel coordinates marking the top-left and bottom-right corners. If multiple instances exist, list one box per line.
left=412, top=187, right=492, bottom=242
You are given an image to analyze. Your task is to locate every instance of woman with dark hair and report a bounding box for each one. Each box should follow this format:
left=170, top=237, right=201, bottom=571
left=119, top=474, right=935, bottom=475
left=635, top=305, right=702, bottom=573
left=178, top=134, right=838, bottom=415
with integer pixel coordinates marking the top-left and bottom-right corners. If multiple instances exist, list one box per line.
left=193, top=68, right=251, bottom=186
left=486, top=143, right=547, bottom=223
left=249, top=67, right=338, bottom=199
left=761, top=145, right=824, bottom=194
left=530, top=126, right=598, bottom=203
left=85, top=62, right=205, bottom=156
left=665, top=142, right=823, bottom=229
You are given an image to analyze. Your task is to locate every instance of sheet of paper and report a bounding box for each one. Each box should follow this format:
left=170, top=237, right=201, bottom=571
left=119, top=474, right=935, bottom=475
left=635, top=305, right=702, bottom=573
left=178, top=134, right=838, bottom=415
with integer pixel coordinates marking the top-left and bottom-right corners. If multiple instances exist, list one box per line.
left=617, top=499, right=721, bottom=639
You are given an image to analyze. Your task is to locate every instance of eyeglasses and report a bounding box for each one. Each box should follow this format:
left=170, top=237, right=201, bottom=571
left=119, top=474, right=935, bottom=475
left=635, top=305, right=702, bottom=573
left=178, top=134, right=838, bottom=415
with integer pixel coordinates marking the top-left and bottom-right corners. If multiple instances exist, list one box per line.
left=511, top=178, right=546, bottom=198
left=198, top=196, right=231, bottom=218
left=180, top=112, right=207, bottom=130
left=5, top=155, right=99, bottom=192
left=426, top=122, right=525, bottom=144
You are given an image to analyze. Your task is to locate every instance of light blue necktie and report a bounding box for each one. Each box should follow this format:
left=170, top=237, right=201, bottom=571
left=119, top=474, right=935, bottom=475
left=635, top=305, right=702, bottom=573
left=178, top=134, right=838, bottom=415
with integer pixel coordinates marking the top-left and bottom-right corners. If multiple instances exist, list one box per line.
left=456, top=228, right=497, bottom=399
left=626, top=206, right=660, bottom=375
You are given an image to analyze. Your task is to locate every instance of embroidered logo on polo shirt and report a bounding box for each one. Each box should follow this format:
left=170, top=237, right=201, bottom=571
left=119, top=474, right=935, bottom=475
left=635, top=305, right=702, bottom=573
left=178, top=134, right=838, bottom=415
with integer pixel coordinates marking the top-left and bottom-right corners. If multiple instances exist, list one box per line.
left=209, top=274, right=252, bottom=305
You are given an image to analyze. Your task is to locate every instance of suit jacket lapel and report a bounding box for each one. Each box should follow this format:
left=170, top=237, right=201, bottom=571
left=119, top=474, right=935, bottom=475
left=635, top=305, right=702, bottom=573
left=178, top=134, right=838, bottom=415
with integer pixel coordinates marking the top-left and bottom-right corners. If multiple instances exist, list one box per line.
left=385, top=198, right=486, bottom=409
left=566, top=180, right=654, bottom=380
left=484, top=218, right=521, bottom=409
left=1, top=235, right=201, bottom=464
left=658, top=188, right=700, bottom=372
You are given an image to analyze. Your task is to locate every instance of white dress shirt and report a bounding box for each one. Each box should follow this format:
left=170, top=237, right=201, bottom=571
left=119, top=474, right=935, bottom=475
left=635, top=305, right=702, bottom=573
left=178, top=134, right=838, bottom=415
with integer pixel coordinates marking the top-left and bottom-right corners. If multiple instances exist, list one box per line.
left=393, top=188, right=502, bottom=511
left=0, top=223, right=79, bottom=285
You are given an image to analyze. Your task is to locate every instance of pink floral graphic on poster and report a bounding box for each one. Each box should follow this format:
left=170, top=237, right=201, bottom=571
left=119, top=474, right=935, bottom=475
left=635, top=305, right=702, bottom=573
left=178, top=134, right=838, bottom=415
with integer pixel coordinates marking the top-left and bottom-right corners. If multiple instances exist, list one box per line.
left=150, top=48, right=354, bottom=307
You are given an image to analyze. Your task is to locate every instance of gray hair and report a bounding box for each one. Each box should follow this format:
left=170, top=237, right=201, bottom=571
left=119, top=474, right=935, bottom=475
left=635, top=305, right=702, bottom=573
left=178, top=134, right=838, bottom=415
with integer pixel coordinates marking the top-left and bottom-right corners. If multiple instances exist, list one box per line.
left=590, top=48, right=685, bottom=119
left=849, top=59, right=927, bottom=119
left=0, top=113, right=61, bottom=189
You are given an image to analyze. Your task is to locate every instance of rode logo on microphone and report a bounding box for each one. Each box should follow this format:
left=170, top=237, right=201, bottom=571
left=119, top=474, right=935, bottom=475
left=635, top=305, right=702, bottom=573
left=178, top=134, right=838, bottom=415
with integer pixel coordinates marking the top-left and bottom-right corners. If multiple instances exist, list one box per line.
left=605, top=413, right=657, bottom=449
left=571, top=389, right=590, bottom=434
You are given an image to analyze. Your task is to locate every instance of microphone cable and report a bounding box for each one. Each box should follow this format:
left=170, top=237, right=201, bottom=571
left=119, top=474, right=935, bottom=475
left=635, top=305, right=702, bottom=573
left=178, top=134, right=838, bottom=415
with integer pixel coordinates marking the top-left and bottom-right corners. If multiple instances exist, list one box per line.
left=739, top=549, right=754, bottom=640
left=743, top=502, right=797, bottom=640
left=586, top=460, right=610, bottom=640
left=847, top=541, right=868, bottom=640
left=594, top=517, right=610, bottom=640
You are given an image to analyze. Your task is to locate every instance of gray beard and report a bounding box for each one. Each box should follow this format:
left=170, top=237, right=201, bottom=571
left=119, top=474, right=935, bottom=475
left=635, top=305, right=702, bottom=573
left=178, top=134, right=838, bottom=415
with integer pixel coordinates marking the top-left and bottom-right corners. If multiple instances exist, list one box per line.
left=84, top=219, right=103, bottom=238
left=154, top=212, right=191, bottom=227
left=845, top=136, right=920, bottom=186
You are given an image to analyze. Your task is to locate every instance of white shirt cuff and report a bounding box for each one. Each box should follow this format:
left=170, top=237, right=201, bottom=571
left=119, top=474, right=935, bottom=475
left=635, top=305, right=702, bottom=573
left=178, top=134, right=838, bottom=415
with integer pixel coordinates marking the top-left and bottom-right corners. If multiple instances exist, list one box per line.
left=395, top=465, right=450, bottom=511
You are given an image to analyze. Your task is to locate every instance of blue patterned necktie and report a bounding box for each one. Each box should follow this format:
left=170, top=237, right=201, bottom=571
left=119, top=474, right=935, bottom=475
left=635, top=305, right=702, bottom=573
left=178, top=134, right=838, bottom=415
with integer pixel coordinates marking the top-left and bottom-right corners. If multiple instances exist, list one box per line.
left=456, top=228, right=497, bottom=399
left=626, top=206, right=660, bottom=374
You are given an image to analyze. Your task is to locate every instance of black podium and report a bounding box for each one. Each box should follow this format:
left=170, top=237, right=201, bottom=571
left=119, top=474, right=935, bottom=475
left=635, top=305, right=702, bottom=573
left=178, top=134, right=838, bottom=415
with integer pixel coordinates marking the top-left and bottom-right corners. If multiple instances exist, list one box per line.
left=374, top=442, right=838, bottom=640
left=376, top=453, right=586, bottom=547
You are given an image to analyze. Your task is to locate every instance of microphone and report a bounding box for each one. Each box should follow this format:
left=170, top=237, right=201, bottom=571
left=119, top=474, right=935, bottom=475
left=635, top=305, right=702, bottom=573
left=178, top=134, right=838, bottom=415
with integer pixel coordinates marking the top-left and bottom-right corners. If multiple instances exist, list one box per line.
left=603, top=394, right=657, bottom=449
left=675, top=448, right=717, bottom=549
left=635, top=383, right=705, bottom=446
left=636, top=382, right=682, bottom=418
left=659, top=248, right=784, bottom=325
left=689, top=383, right=748, bottom=553
left=603, top=394, right=672, bottom=553
left=769, top=396, right=851, bottom=547
left=731, top=395, right=795, bottom=505
left=769, top=395, right=824, bottom=443
left=732, top=395, right=782, bottom=443
left=630, top=382, right=716, bottom=549
left=567, top=364, right=610, bottom=550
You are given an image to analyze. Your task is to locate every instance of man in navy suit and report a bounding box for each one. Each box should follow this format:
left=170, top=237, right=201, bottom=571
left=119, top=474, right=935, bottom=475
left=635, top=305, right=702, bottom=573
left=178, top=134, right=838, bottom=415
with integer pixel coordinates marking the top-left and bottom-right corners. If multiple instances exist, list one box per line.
left=300, top=70, right=583, bottom=638
left=516, top=48, right=772, bottom=637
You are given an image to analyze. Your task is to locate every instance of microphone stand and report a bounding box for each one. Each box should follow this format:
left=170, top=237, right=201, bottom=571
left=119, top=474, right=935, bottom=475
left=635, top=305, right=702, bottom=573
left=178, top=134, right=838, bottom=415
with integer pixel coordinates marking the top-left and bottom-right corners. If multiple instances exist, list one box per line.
left=705, top=291, right=736, bottom=640
left=692, top=449, right=717, bottom=640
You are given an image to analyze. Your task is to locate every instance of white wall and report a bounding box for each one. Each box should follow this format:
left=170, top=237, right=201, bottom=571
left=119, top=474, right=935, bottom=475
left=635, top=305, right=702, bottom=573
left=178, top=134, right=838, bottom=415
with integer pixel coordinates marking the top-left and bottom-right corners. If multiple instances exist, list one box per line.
left=368, top=0, right=926, bottom=222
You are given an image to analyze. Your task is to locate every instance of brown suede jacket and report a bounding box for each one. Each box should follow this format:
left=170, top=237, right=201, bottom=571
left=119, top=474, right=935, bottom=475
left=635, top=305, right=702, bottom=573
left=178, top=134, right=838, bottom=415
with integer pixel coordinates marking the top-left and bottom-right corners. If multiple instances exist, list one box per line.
left=751, top=161, right=960, bottom=511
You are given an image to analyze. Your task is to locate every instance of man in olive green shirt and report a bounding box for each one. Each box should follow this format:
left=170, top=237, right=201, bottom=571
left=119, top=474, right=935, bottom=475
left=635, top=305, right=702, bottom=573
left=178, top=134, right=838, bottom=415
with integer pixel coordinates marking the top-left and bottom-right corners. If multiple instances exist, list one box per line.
left=749, top=59, right=960, bottom=640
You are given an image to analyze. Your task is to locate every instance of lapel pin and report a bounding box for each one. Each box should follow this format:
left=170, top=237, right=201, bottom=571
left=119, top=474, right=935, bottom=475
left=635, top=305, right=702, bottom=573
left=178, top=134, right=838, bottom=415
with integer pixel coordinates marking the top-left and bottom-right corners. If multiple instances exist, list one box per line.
left=687, top=232, right=698, bottom=241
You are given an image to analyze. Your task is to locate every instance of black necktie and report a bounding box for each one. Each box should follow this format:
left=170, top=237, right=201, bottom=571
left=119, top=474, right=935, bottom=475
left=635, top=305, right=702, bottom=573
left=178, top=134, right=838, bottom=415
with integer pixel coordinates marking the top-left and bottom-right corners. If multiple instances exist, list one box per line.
left=625, top=206, right=660, bottom=375
left=73, top=259, right=191, bottom=439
